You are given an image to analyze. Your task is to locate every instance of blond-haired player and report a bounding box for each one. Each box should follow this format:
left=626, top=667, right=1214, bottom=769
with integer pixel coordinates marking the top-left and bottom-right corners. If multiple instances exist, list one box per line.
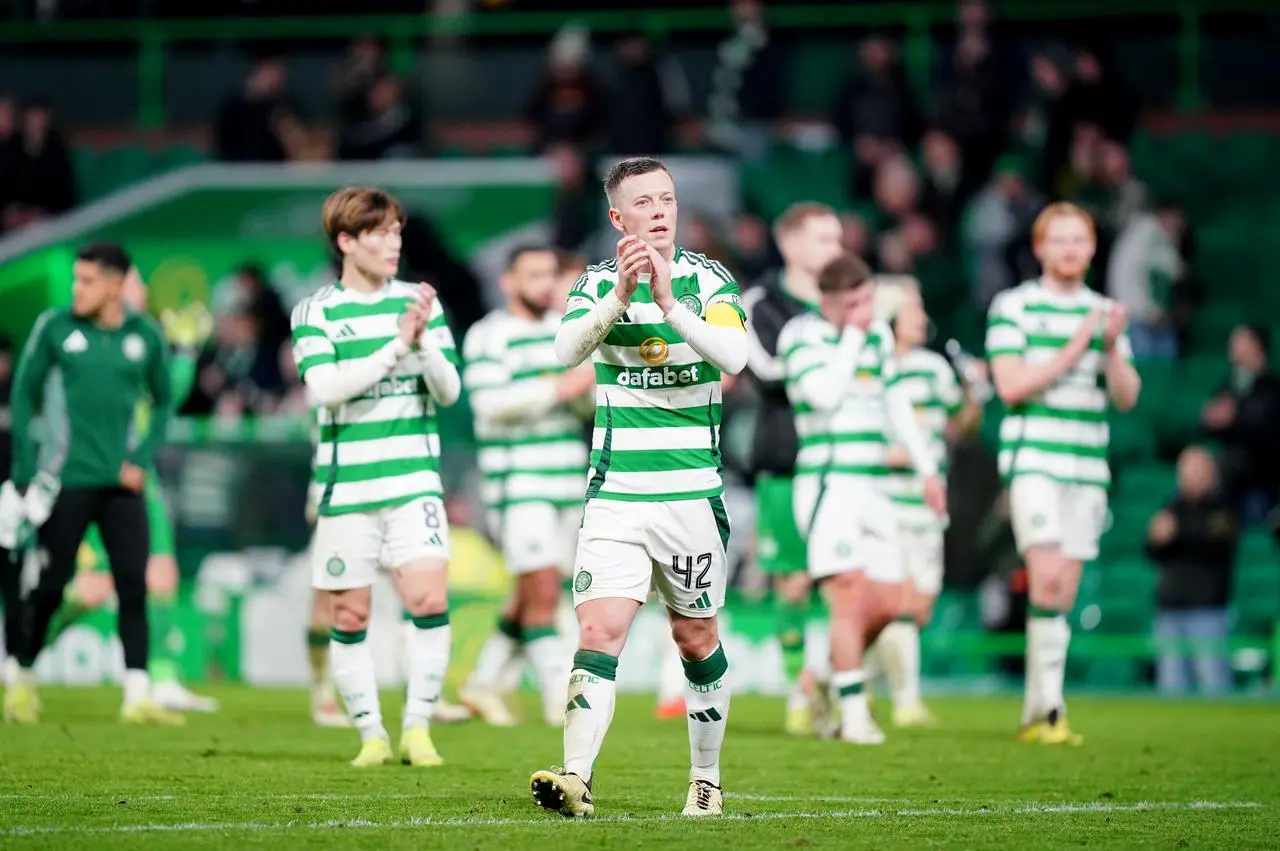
left=869, top=277, right=980, bottom=727
left=986, top=203, right=1140, bottom=744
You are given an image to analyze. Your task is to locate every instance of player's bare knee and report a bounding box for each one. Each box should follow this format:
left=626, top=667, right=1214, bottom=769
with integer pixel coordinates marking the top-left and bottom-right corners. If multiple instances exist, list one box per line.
left=577, top=617, right=628, bottom=654
left=821, top=572, right=862, bottom=617
left=670, top=615, right=719, bottom=661
left=397, top=563, right=448, bottom=616
left=330, top=592, right=371, bottom=632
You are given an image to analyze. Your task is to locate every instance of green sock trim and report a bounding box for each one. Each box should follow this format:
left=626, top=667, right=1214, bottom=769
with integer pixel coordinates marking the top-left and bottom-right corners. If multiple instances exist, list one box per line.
left=837, top=681, right=865, bottom=697
left=682, top=643, right=728, bottom=686
left=147, top=596, right=180, bottom=678
left=307, top=627, right=330, bottom=648
left=330, top=628, right=367, bottom=645
left=1028, top=604, right=1065, bottom=619
left=521, top=624, right=558, bottom=643
left=411, top=612, right=449, bottom=630
left=572, top=649, right=618, bottom=681
left=777, top=599, right=807, bottom=682
left=894, top=614, right=916, bottom=624
left=497, top=616, right=522, bottom=641
left=400, top=610, right=412, bottom=622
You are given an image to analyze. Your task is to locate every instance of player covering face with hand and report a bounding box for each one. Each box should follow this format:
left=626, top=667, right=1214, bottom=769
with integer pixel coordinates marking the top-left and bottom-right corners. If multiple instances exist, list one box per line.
left=528, top=158, right=747, bottom=819
left=779, top=253, right=945, bottom=745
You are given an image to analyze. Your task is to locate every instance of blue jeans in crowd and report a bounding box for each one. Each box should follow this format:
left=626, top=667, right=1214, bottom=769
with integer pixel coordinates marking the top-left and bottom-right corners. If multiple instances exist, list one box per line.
left=1128, top=321, right=1179, bottom=361
left=1154, top=607, right=1232, bottom=695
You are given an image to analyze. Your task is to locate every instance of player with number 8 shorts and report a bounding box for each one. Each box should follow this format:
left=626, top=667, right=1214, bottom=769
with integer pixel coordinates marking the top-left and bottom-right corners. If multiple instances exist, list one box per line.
left=291, top=187, right=462, bottom=768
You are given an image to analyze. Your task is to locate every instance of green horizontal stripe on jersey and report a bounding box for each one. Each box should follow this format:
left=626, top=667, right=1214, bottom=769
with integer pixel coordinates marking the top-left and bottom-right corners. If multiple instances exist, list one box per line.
left=507, top=334, right=557, bottom=348
left=1005, top=470, right=1109, bottom=488
left=594, top=361, right=721, bottom=386
left=312, top=456, right=439, bottom=485
left=479, top=433, right=584, bottom=448
left=1025, top=333, right=1104, bottom=352
left=895, top=369, right=942, bottom=382
left=1004, top=439, right=1107, bottom=458
left=334, top=335, right=396, bottom=359
left=319, top=488, right=444, bottom=516
left=590, top=447, right=717, bottom=472
left=510, top=366, right=564, bottom=381
left=786, top=363, right=822, bottom=384
left=891, top=494, right=928, bottom=506
left=1023, top=302, right=1091, bottom=316
left=600, top=403, right=723, bottom=429
left=798, top=431, right=885, bottom=446
left=604, top=322, right=688, bottom=347
left=298, top=353, right=335, bottom=374
left=987, top=316, right=1020, bottom=329
left=781, top=337, right=836, bottom=360
left=1008, top=404, right=1107, bottom=422
left=482, top=465, right=585, bottom=479
left=293, top=324, right=327, bottom=340
left=593, top=485, right=723, bottom=502
left=987, top=347, right=1024, bottom=358
left=323, top=297, right=411, bottom=321
left=564, top=308, right=590, bottom=321
left=321, top=417, right=429, bottom=443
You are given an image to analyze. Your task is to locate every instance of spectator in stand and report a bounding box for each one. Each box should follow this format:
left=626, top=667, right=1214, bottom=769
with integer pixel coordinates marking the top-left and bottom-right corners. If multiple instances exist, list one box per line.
left=706, top=0, right=784, bottom=163
left=214, top=56, right=303, bottom=163
left=833, top=36, right=921, bottom=199
left=919, top=128, right=979, bottom=235
left=962, top=154, right=1043, bottom=310
left=605, top=31, right=689, bottom=157
left=1014, top=48, right=1069, bottom=169
left=332, top=37, right=389, bottom=144
left=1108, top=197, right=1189, bottom=361
left=1201, top=325, right=1280, bottom=525
left=1043, top=46, right=1135, bottom=195
left=526, top=23, right=605, bottom=153
left=1146, top=446, right=1237, bottom=695
left=545, top=143, right=596, bottom=253
left=337, top=74, right=423, bottom=160
left=9, top=98, right=76, bottom=229
left=839, top=212, right=871, bottom=258
left=0, top=96, right=20, bottom=235
left=932, top=27, right=1011, bottom=184
left=224, top=264, right=291, bottom=359
left=1155, top=201, right=1203, bottom=358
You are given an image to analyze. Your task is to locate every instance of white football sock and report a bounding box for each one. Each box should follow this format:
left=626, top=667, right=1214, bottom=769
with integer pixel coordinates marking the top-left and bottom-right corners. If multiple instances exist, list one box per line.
left=403, top=613, right=451, bottom=730
left=832, top=668, right=869, bottom=733
left=469, top=617, right=522, bottom=690
left=522, top=626, right=569, bottom=720
left=330, top=629, right=387, bottom=742
left=683, top=644, right=730, bottom=787
left=123, top=668, right=150, bottom=705
left=563, top=650, right=618, bottom=783
left=880, top=619, right=922, bottom=708
left=1030, top=612, right=1070, bottom=717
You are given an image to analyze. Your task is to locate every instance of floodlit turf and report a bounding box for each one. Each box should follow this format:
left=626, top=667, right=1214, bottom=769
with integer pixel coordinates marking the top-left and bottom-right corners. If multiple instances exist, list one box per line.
left=1, top=687, right=1277, bottom=849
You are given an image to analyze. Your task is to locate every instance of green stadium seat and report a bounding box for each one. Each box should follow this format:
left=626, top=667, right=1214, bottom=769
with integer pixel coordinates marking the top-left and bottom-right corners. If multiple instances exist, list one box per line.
left=95, top=146, right=155, bottom=195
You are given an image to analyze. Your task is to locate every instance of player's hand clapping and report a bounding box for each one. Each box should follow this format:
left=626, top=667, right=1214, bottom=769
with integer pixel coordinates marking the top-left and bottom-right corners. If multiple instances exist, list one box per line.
left=1102, top=301, right=1128, bottom=352
left=615, top=236, right=652, bottom=304
left=1063, top=307, right=1104, bottom=366
left=398, top=283, right=435, bottom=348
left=642, top=244, right=674, bottom=314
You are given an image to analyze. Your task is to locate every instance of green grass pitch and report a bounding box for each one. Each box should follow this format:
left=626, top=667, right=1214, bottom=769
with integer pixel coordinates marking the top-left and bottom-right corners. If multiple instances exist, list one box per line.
left=2, top=686, right=1277, bottom=849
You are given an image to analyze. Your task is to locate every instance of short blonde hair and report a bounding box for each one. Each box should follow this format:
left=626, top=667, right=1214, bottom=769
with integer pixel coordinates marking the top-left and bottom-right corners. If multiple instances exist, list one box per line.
left=1032, top=202, right=1096, bottom=245
left=321, top=187, right=405, bottom=257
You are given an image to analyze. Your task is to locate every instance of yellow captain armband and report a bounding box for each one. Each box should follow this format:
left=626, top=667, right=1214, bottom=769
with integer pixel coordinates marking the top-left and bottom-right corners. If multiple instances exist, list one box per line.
left=706, top=302, right=745, bottom=330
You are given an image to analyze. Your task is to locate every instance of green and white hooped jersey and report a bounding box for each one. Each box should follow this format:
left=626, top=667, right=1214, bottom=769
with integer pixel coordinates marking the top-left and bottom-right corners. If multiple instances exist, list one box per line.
left=463, top=309, right=588, bottom=513
left=779, top=315, right=898, bottom=483
left=563, top=247, right=744, bottom=502
left=985, top=279, right=1132, bottom=488
left=307, top=412, right=325, bottom=516
left=290, top=278, right=459, bottom=516
left=882, top=347, right=963, bottom=531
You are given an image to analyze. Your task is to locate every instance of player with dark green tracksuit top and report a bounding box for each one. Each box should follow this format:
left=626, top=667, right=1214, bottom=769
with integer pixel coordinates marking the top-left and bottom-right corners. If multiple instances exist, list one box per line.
left=1, top=243, right=183, bottom=726
left=43, top=265, right=218, bottom=714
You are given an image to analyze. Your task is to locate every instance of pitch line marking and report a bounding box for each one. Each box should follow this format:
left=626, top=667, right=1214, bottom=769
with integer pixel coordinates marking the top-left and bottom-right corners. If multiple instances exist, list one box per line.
left=0, top=800, right=1264, bottom=837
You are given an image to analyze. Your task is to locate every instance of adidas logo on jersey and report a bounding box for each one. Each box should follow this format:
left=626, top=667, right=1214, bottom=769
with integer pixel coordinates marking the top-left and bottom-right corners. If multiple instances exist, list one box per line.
left=690, top=590, right=713, bottom=610
left=63, top=329, right=88, bottom=353
left=335, top=324, right=358, bottom=338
